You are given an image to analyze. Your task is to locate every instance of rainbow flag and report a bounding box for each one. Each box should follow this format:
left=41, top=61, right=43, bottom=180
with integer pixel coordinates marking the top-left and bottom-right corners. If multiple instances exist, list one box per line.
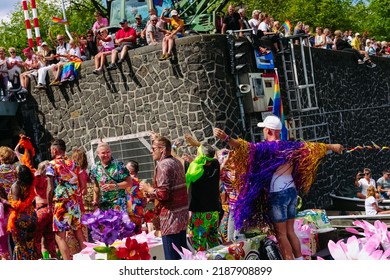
left=272, top=72, right=288, bottom=140
left=52, top=17, right=70, bottom=25
left=282, top=20, right=292, bottom=34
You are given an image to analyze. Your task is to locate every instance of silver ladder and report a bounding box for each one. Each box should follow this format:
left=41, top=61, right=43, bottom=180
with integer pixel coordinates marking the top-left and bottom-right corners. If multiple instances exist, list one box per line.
left=280, top=34, right=318, bottom=112
left=279, top=34, right=330, bottom=142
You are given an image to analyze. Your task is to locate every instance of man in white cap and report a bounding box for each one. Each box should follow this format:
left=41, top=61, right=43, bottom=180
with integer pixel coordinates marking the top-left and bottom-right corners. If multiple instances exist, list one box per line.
left=214, top=115, right=343, bottom=260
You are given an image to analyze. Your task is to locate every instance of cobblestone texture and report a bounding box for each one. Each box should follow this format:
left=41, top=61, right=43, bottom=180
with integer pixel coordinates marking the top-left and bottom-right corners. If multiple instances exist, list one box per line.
left=26, top=35, right=241, bottom=161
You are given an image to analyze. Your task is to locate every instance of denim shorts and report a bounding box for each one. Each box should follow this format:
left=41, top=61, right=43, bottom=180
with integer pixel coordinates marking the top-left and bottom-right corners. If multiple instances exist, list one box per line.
left=268, top=187, right=297, bottom=223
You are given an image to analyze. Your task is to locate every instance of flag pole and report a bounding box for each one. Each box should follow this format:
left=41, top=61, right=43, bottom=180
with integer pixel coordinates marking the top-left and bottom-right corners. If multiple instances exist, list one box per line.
left=61, top=0, right=73, bottom=40
left=272, top=68, right=288, bottom=140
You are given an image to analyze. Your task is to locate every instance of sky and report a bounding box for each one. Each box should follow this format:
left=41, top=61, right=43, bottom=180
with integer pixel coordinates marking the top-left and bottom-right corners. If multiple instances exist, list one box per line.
left=0, top=0, right=20, bottom=22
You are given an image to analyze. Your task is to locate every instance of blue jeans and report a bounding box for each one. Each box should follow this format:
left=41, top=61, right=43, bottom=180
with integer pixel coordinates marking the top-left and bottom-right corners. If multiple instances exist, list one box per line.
left=268, top=187, right=297, bottom=223
left=162, top=230, right=187, bottom=260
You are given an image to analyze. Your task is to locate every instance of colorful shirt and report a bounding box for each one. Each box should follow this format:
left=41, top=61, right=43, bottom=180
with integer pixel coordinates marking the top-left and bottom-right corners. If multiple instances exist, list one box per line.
left=90, top=159, right=130, bottom=212
left=149, top=156, right=188, bottom=236
left=126, top=176, right=146, bottom=231
left=47, top=155, right=83, bottom=232
left=167, top=17, right=184, bottom=35
left=0, top=163, right=19, bottom=196
left=131, top=22, right=147, bottom=46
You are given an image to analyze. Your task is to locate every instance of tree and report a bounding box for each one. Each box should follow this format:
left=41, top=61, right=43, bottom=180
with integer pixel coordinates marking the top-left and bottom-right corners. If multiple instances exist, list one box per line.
left=0, top=0, right=107, bottom=52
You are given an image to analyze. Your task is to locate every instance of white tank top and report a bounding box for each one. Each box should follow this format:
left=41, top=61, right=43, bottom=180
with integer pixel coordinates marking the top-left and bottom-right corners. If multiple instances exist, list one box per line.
left=270, top=163, right=296, bottom=193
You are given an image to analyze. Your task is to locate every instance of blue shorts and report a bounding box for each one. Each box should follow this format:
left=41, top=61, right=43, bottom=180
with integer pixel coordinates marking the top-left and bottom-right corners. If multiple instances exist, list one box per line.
left=268, top=187, right=297, bottom=223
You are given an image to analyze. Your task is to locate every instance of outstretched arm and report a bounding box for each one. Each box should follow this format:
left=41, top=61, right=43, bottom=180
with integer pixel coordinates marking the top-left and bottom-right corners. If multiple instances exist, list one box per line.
left=184, top=134, right=201, bottom=147
left=214, top=128, right=240, bottom=148
left=326, top=144, right=344, bottom=154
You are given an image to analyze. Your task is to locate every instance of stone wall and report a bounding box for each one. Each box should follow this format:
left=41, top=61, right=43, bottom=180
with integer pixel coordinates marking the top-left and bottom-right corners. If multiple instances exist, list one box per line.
left=22, top=34, right=242, bottom=162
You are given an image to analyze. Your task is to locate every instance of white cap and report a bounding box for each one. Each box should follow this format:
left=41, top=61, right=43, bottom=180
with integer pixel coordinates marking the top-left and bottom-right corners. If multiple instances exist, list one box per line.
left=355, top=32, right=360, bottom=37
left=257, top=115, right=282, bottom=130
left=41, top=42, right=48, bottom=46
left=171, top=10, right=178, bottom=16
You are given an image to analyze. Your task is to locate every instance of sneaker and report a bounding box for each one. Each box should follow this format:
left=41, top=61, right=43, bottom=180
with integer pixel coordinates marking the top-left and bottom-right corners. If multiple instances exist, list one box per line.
left=366, top=62, right=376, bottom=68
left=36, top=83, right=46, bottom=89
left=165, top=53, right=172, bottom=60
left=50, top=80, right=62, bottom=86
left=363, top=56, right=369, bottom=62
left=106, top=63, right=117, bottom=70
left=92, top=69, right=100, bottom=75
left=158, top=54, right=167, bottom=61
left=117, top=58, right=124, bottom=65
left=19, top=88, right=28, bottom=94
left=357, top=59, right=364, bottom=64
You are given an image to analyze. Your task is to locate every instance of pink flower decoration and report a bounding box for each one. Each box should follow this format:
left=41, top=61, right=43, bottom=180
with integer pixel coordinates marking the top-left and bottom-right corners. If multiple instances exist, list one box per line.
left=328, top=220, right=390, bottom=260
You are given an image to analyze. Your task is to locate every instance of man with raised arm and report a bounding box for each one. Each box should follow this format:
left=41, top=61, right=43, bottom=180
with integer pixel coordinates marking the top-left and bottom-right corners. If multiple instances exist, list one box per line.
left=214, top=115, right=343, bottom=260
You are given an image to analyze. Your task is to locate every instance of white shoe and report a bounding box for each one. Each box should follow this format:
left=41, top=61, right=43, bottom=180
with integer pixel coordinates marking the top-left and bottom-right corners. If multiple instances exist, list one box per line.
left=357, top=59, right=364, bottom=64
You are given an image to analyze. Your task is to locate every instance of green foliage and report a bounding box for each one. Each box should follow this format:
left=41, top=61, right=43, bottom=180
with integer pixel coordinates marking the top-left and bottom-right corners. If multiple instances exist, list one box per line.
left=0, top=0, right=107, bottom=53
left=222, top=0, right=389, bottom=40
left=0, top=0, right=388, bottom=52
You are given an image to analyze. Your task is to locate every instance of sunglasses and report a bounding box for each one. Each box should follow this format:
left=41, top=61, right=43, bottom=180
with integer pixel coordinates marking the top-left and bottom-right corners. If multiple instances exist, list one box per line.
left=364, top=172, right=371, bottom=175
left=9, top=52, right=15, bottom=54
left=151, top=146, right=161, bottom=152
left=151, top=20, right=158, bottom=22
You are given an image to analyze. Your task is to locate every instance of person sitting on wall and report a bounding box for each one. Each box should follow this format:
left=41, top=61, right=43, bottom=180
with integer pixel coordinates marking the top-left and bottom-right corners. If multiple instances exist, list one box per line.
left=92, top=27, right=115, bottom=75
left=131, top=14, right=147, bottom=48
left=146, top=15, right=167, bottom=46
left=35, top=42, right=58, bottom=90
left=106, top=18, right=137, bottom=70
left=334, top=30, right=376, bottom=68
left=19, top=47, right=40, bottom=94
left=49, top=34, right=70, bottom=86
left=241, top=8, right=270, bottom=55
left=258, top=13, right=283, bottom=54
left=158, top=9, right=184, bottom=61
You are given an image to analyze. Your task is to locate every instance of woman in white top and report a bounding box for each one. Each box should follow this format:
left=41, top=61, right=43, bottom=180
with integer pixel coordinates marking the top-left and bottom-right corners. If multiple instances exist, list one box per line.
left=314, top=27, right=327, bottom=49
left=365, top=186, right=390, bottom=215
left=93, top=28, right=115, bottom=74
left=7, top=48, right=23, bottom=84
left=355, top=168, right=376, bottom=198
left=68, top=40, right=81, bottom=60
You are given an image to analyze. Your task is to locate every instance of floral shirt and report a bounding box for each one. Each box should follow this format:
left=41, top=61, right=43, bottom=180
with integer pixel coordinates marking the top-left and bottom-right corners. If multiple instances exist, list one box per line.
left=90, top=159, right=130, bottom=211
left=126, top=176, right=146, bottom=231
left=0, top=163, right=19, bottom=196
left=46, top=155, right=80, bottom=202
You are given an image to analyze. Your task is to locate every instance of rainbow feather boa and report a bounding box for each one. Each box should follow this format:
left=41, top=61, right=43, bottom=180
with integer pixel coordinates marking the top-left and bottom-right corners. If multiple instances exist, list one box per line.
left=230, top=139, right=327, bottom=231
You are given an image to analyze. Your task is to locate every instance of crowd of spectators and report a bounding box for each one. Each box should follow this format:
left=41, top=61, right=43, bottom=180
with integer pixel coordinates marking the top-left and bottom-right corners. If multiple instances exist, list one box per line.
left=0, top=6, right=388, bottom=102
